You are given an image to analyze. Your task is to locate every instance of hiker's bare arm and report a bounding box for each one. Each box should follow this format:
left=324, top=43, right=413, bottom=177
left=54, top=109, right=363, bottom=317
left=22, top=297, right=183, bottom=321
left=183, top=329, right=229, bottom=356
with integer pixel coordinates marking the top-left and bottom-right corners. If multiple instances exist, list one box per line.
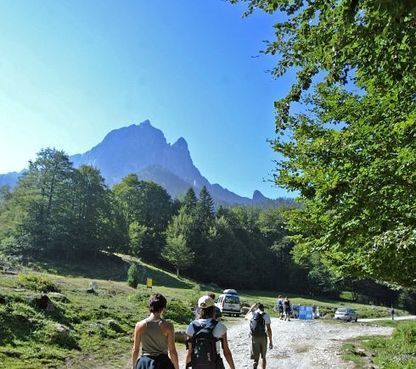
left=131, top=321, right=145, bottom=369
left=165, top=322, right=179, bottom=369
left=245, top=303, right=257, bottom=319
left=266, top=323, right=273, bottom=349
left=185, top=339, right=192, bottom=368
left=221, top=332, right=236, bottom=369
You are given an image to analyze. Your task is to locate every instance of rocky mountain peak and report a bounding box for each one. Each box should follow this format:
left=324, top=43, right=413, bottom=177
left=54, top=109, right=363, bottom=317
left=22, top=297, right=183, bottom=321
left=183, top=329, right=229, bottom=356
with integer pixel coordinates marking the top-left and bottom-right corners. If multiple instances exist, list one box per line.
left=252, top=189, right=268, bottom=202
left=172, top=137, right=189, bottom=151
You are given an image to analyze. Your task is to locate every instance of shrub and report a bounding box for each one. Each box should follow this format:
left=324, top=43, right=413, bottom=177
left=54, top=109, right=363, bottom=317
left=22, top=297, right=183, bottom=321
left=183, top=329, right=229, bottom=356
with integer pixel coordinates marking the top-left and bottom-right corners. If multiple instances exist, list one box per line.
left=127, top=264, right=140, bottom=288
left=163, top=299, right=193, bottom=325
left=17, top=273, right=60, bottom=293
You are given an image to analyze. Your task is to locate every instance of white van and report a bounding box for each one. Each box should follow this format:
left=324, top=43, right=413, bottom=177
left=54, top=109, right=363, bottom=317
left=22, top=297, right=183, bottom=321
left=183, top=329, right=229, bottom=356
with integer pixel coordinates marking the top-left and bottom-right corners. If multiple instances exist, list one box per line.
left=216, top=289, right=241, bottom=317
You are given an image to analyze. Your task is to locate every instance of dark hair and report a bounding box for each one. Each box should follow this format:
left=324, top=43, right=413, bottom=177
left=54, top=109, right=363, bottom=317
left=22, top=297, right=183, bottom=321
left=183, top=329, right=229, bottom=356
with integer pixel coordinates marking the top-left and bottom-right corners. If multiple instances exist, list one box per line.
left=208, top=293, right=215, bottom=300
left=149, top=293, right=167, bottom=313
left=200, top=306, right=214, bottom=319
left=257, top=303, right=264, bottom=311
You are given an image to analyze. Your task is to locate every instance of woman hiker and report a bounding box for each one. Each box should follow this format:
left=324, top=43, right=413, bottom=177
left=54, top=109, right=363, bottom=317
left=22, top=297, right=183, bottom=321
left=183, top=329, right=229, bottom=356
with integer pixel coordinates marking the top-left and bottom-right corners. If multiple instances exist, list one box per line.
left=131, top=293, right=179, bottom=369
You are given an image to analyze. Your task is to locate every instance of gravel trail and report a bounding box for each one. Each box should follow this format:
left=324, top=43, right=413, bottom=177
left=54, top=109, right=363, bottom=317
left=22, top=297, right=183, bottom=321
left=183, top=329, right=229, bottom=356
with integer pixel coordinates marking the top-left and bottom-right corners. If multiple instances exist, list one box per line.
left=82, top=318, right=393, bottom=369
left=224, top=318, right=393, bottom=369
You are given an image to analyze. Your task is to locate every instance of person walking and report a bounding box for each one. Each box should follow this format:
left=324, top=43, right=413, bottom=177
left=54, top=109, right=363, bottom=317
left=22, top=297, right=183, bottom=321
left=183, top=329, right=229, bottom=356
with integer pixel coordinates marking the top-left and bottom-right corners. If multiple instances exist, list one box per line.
left=283, top=297, right=291, bottom=321
left=391, top=306, right=395, bottom=321
left=131, top=293, right=179, bottom=369
left=185, top=295, right=235, bottom=369
left=274, top=295, right=284, bottom=320
left=245, top=303, right=273, bottom=369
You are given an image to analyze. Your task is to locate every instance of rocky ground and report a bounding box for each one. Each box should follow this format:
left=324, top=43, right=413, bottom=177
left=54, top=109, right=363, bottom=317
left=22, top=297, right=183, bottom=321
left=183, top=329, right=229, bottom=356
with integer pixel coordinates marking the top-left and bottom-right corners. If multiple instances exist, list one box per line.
left=225, top=318, right=393, bottom=369
left=101, top=318, right=393, bottom=369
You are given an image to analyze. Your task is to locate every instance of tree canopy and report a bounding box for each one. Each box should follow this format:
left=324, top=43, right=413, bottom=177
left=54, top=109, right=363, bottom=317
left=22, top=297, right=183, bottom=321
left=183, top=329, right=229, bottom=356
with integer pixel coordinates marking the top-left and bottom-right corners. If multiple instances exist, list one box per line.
left=232, top=0, right=416, bottom=286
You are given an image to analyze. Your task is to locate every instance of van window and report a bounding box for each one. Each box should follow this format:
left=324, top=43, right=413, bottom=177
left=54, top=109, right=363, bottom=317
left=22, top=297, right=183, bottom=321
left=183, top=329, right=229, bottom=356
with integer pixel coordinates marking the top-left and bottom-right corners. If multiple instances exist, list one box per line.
left=224, top=296, right=240, bottom=304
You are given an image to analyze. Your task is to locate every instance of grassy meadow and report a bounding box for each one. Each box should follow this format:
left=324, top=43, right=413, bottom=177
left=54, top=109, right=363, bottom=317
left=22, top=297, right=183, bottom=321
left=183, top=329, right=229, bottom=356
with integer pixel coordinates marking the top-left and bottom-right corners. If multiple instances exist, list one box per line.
left=343, top=320, right=416, bottom=369
left=0, top=253, right=410, bottom=369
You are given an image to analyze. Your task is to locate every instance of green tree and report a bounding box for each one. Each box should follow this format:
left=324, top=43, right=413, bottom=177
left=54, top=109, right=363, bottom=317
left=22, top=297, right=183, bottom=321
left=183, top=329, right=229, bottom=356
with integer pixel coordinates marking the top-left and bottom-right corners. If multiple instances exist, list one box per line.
left=163, top=233, right=194, bottom=278
left=163, top=208, right=195, bottom=277
left=113, top=174, right=174, bottom=261
left=183, top=187, right=198, bottom=213
left=14, top=148, right=74, bottom=256
left=69, top=165, right=109, bottom=256
left=127, top=263, right=140, bottom=288
left=233, top=0, right=416, bottom=287
left=198, top=186, right=214, bottom=220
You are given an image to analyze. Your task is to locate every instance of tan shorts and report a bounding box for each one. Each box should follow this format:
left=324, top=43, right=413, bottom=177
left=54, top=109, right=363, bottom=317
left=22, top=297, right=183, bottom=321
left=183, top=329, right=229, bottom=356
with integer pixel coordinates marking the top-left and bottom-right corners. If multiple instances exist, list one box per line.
left=251, top=335, right=267, bottom=362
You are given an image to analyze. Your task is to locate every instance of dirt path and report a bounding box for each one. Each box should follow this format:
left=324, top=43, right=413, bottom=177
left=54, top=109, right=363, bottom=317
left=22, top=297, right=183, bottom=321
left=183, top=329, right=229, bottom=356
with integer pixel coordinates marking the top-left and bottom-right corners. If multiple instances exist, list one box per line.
left=83, top=318, right=392, bottom=369
left=225, top=318, right=392, bottom=369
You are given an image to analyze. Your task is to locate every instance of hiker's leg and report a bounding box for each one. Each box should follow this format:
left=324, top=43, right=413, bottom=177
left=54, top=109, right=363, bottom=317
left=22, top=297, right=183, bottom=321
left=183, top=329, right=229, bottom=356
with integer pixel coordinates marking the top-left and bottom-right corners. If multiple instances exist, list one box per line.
left=261, top=337, right=267, bottom=369
left=252, top=338, right=260, bottom=369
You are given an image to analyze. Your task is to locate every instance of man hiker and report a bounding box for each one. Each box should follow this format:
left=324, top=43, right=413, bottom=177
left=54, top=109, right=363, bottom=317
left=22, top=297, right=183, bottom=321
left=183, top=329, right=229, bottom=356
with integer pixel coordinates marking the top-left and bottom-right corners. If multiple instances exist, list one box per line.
left=283, top=297, right=291, bottom=321
left=391, top=306, right=395, bottom=320
left=245, top=303, right=273, bottom=369
left=185, top=295, right=235, bottom=369
left=274, top=295, right=284, bottom=320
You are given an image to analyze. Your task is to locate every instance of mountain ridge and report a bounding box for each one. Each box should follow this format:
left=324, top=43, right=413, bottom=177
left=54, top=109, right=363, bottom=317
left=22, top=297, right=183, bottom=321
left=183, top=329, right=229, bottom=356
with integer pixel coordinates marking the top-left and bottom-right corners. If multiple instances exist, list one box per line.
left=0, top=121, right=293, bottom=206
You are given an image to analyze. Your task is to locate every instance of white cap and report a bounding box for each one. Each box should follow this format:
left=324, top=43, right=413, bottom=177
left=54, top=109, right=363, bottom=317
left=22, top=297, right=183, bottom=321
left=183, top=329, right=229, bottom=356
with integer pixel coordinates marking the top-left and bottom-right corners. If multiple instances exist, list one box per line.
left=198, top=295, right=214, bottom=308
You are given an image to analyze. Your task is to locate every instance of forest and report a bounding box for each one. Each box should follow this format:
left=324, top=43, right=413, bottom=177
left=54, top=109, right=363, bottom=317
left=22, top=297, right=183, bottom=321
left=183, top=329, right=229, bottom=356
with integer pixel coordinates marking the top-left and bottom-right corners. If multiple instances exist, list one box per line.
left=0, top=148, right=414, bottom=312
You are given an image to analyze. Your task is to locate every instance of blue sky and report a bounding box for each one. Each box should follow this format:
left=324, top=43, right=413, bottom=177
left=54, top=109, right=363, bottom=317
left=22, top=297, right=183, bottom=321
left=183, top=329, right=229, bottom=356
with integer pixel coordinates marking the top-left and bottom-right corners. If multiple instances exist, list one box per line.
left=0, top=0, right=295, bottom=198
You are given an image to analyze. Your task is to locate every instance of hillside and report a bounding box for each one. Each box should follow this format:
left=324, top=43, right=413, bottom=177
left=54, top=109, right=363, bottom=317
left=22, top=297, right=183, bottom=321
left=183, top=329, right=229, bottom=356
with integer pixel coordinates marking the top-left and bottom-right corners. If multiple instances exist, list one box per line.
left=0, top=253, right=408, bottom=369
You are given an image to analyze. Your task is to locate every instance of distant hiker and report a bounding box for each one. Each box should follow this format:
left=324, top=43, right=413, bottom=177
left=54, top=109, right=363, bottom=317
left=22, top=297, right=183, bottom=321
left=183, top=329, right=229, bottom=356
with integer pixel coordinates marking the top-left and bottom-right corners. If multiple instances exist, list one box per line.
left=131, top=293, right=179, bottom=369
left=208, top=292, right=222, bottom=321
left=245, top=303, right=273, bottom=369
left=185, top=295, right=235, bottom=369
left=283, top=297, right=291, bottom=321
left=391, top=306, right=395, bottom=321
left=274, top=295, right=284, bottom=320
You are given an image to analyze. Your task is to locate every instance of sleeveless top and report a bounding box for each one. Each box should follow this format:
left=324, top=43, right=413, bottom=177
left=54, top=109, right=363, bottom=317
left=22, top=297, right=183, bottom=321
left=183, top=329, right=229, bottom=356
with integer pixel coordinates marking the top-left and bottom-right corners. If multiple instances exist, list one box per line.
left=141, top=319, right=168, bottom=357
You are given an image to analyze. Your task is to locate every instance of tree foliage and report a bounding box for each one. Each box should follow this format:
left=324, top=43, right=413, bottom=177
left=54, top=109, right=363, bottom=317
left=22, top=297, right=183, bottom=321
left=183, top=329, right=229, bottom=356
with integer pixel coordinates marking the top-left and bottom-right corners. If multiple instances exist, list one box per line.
left=0, top=148, right=405, bottom=302
left=233, top=0, right=416, bottom=287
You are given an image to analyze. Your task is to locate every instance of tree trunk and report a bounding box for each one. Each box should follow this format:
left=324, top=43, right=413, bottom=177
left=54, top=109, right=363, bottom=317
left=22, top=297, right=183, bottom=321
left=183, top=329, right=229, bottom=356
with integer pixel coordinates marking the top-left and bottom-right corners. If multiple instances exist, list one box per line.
left=176, top=268, right=179, bottom=278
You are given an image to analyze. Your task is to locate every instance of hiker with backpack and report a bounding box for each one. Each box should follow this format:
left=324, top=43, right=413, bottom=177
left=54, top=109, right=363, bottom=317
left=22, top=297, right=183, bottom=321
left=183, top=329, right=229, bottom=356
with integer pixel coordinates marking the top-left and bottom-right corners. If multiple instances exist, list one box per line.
left=274, top=295, right=284, bottom=320
left=245, top=303, right=273, bottom=369
left=283, top=297, right=291, bottom=321
left=131, top=293, right=179, bottom=369
left=185, top=295, right=236, bottom=369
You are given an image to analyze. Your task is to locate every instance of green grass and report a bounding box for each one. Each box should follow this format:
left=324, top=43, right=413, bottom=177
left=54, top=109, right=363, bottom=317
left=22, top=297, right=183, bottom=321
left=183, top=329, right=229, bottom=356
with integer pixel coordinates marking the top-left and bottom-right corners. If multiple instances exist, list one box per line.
left=342, top=321, right=416, bottom=369
left=0, top=253, right=411, bottom=369
left=0, top=254, right=205, bottom=369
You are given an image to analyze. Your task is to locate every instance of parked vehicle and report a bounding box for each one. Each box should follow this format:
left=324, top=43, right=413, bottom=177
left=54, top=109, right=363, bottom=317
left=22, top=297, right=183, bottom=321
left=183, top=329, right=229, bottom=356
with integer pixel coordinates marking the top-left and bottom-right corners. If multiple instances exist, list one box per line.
left=216, top=289, right=241, bottom=317
left=334, top=307, right=358, bottom=322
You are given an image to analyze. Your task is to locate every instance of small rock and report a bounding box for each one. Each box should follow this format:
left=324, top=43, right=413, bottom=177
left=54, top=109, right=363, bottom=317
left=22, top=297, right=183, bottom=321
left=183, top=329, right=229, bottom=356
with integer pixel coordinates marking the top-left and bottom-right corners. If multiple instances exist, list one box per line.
left=354, top=348, right=367, bottom=357
left=3, top=268, right=18, bottom=275
left=29, top=294, right=56, bottom=312
left=241, top=307, right=250, bottom=315
left=48, top=292, right=69, bottom=303
left=175, top=329, right=187, bottom=343
left=108, top=319, right=124, bottom=333
left=55, top=324, right=70, bottom=337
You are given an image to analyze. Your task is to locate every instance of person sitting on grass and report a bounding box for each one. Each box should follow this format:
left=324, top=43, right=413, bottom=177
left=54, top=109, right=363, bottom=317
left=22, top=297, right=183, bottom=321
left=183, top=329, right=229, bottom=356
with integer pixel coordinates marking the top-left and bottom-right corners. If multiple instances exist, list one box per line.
left=131, top=293, right=179, bottom=369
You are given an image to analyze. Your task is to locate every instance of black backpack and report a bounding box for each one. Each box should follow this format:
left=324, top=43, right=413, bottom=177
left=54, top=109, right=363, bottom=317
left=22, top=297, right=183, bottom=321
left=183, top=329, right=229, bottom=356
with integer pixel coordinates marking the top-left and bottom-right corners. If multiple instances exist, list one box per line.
left=191, top=320, right=219, bottom=369
left=250, top=311, right=266, bottom=337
